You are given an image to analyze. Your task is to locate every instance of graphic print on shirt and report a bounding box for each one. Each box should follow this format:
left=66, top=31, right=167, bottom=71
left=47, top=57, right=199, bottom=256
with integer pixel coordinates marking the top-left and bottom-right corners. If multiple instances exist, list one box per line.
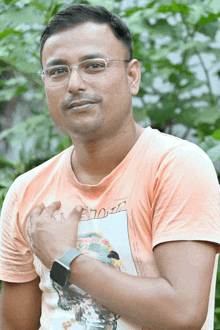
left=53, top=232, right=122, bottom=329
left=49, top=207, right=141, bottom=330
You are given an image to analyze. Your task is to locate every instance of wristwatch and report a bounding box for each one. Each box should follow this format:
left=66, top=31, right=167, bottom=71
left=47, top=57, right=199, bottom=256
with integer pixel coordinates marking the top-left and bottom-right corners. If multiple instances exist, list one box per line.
left=50, top=248, right=82, bottom=287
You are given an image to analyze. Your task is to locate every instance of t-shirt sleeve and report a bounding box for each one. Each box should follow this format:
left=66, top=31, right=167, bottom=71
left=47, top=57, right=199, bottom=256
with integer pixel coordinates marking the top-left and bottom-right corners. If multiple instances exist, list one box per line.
left=0, top=181, right=38, bottom=282
left=152, top=143, right=220, bottom=251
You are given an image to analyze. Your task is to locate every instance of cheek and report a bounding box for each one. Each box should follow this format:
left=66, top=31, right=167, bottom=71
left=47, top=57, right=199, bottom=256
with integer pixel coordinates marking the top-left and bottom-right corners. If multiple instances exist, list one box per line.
left=102, top=75, right=130, bottom=101
left=45, top=89, right=66, bottom=125
left=46, top=89, right=60, bottom=108
left=46, top=89, right=63, bottom=113
left=106, top=77, right=131, bottom=108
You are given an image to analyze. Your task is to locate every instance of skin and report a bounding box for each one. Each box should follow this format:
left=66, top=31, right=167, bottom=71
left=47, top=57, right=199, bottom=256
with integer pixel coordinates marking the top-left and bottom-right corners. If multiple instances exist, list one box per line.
left=1, top=22, right=218, bottom=329
left=27, top=202, right=216, bottom=330
left=0, top=278, right=41, bottom=330
left=41, top=22, right=144, bottom=184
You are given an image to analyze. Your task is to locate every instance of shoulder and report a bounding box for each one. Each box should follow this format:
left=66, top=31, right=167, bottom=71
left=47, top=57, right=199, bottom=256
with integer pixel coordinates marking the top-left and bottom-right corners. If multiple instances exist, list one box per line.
left=16, top=146, right=72, bottom=184
left=3, top=146, right=73, bottom=205
left=143, top=127, right=215, bottom=171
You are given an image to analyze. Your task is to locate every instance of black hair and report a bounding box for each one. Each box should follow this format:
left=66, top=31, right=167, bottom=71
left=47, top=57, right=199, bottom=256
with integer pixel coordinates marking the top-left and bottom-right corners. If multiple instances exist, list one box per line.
left=40, top=4, right=133, bottom=64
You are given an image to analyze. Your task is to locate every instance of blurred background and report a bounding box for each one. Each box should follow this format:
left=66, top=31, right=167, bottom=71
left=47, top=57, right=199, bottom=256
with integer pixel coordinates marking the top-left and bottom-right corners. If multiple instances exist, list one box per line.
left=0, top=0, right=220, bottom=327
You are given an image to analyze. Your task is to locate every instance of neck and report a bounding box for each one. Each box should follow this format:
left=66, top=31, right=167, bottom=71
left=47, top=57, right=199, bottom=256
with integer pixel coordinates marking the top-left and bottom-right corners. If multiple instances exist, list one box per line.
left=70, top=122, right=144, bottom=185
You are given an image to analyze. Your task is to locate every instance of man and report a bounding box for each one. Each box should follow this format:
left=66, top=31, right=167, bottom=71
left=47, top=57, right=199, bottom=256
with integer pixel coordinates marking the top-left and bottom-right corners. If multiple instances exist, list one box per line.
left=0, top=4, right=220, bottom=330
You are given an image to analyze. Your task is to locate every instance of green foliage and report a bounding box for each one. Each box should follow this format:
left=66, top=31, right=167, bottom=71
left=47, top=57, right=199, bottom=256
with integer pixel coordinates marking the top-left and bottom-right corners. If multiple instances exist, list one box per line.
left=0, top=0, right=220, bottom=327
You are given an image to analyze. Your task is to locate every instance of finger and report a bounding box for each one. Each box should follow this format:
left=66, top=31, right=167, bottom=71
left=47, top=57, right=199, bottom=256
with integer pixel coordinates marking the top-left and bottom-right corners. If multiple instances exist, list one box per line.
left=41, top=201, right=61, bottom=218
left=67, top=205, right=83, bottom=221
left=31, top=203, right=45, bottom=217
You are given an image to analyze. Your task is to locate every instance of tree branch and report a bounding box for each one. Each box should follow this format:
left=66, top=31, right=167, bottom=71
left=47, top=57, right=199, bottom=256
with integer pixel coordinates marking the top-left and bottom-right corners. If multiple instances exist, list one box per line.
left=194, top=47, right=216, bottom=105
left=182, top=127, right=191, bottom=140
left=181, top=16, right=216, bottom=105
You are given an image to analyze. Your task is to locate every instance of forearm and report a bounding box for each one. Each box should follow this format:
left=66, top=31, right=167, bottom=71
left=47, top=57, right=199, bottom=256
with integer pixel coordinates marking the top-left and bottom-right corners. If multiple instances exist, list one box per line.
left=0, top=279, right=41, bottom=330
left=69, top=255, right=193, bottom=330
left=28, top=204, right=213, bottom=329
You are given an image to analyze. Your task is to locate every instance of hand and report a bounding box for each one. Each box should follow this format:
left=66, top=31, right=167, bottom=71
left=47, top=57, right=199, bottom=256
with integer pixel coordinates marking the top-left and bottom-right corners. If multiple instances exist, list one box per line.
left=27, top=201, right=83, bottom=269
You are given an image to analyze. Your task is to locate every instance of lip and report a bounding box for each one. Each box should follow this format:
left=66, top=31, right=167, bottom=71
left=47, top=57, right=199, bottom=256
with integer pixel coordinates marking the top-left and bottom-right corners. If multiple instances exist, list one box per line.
left=69, top=103, right=95, bottom=112
left=67, top=100, right=95, bottom=109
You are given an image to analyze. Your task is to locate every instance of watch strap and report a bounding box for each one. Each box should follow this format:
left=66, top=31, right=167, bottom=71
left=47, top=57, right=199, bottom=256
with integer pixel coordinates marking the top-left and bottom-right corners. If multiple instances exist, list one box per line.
left=58, top=247, right=82, bottom=267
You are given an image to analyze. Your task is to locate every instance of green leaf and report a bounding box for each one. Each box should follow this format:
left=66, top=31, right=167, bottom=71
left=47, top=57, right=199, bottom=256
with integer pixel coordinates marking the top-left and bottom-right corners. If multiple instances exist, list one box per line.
left=126, top=11, right=145, bottom=34
left=142, top=5, right=160, bottom=19
left=4, top=0, right=19, bottom=4
left=4, top=76, right=28, bottom=87
left=212, top=129, right=220, bottom=140
left=0, top=29, right=22, bottom=40
left=29, top=0, right=47, bottom=11
left=147, top=19, right=176, bottom=37
left=180, top=40, right=210, bottom=52
left=0, top=156, right=16, bottom=169
left=0, top=45, right=10, bottom=58
left=158, top=3, right=189, bottom=14
left=187, top=4, right=208, bottom=25
left=0, top=179, right=14, bottom=188
left=122, top=6, right=145, bottom=17
left=0, top=114, right=46, bottom=141
left=200, top=135, right=219, bottom=152
left=0, top=5, right=45, bottom=30
left=198, top=12, right=220, bottom=25
left=209, top=0, right=220, bottom=15
left=16, top=85, right=28, bottom=94
left=195, top=106, right=220, bottom=125
left=56, top=135, right=72, bottom=153
left=207, top=143, right=220, bottom=162
left=149, top=46, right=177, bottom=61
left=88, top=0, right=114, bottom=10
left=197, top=21, right=219, bottom=39
left=0, top=88, right=17, bottom=102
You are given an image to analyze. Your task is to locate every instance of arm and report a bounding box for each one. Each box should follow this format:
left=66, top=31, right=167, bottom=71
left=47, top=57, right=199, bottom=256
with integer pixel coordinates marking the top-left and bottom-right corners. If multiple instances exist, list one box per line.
left=70, top=240, right=216, bottom=330
left=28, top=202, right=218, bottom=330
left=0, top=277, right=42, bottom=330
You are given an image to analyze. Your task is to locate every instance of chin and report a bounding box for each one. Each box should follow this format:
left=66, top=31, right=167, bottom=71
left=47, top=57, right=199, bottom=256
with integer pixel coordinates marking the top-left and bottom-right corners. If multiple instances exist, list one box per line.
left=69, top=122, right=105, bottom=139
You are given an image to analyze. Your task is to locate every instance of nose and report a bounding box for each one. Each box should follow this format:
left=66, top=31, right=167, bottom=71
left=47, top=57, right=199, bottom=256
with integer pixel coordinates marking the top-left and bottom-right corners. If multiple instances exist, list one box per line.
left=67, top=66, right=87, bottom=93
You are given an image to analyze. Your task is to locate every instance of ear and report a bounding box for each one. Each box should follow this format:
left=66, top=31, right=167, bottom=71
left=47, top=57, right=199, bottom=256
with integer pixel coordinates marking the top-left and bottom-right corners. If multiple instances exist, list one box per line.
left=126, top=59, right=141, bottom=96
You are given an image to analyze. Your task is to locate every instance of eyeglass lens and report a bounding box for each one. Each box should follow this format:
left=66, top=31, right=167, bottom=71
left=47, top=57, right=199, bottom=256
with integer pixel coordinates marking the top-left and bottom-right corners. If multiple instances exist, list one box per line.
left=44, top=59, right=107, bottom=87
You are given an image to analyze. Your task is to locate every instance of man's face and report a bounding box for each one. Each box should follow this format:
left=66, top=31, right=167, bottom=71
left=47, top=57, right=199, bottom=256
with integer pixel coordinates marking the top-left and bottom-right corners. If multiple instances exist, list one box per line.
left=41, top=22, right=140, bottom=140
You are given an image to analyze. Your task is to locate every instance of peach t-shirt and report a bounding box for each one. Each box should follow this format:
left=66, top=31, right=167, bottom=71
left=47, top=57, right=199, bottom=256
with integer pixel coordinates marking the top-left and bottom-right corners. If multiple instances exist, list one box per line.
left=0, top=127, right=220, bottom=330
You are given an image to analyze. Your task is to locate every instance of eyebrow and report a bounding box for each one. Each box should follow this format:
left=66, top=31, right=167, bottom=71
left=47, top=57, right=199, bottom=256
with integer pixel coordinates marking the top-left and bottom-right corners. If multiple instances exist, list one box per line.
left=79, top=53, right=106, bottom=61
left=45, top=53, right=106, bottom=68
left=45, top=59, right=67, bottom=68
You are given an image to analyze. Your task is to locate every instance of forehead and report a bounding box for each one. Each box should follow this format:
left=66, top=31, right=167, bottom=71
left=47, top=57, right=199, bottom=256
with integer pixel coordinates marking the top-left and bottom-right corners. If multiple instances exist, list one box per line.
left=42, top=22, right=127, bottom=67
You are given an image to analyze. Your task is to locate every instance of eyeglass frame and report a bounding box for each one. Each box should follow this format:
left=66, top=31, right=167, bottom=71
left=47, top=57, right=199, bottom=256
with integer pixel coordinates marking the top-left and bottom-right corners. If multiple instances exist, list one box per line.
left=38, top=58, right=131, bottom=87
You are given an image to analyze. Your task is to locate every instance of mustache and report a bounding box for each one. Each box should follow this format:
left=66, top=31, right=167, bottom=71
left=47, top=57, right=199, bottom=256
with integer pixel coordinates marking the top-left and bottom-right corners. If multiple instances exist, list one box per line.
left=61, top=94, right=102, bottom=110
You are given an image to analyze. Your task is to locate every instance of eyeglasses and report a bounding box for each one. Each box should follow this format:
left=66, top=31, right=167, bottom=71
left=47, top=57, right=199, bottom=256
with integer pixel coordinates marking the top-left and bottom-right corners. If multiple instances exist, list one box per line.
left=38, top=58, right=130, bottom=88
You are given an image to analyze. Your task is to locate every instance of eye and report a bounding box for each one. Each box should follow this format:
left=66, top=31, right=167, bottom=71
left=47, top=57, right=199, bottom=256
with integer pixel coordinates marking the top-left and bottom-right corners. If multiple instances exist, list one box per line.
left=86, top=62, right=104, bottom=69
left=47, top=66, right=69, bottom=78
left=82, top=60, right=106, bottom=73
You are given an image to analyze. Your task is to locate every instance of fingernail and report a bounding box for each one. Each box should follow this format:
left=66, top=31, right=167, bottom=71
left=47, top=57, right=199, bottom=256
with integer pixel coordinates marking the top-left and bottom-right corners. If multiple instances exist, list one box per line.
left=76, top=205, right=83, bottom=212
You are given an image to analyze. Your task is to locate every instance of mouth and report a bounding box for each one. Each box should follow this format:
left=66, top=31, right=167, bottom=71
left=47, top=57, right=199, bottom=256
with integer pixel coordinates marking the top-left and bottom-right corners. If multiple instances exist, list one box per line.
left=67, top=101, right=95, bottom=110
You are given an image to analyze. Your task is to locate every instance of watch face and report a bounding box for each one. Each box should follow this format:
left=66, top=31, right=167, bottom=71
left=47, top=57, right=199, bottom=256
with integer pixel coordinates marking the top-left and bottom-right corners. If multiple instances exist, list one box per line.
left=50, top=261, right=70, bottom=286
